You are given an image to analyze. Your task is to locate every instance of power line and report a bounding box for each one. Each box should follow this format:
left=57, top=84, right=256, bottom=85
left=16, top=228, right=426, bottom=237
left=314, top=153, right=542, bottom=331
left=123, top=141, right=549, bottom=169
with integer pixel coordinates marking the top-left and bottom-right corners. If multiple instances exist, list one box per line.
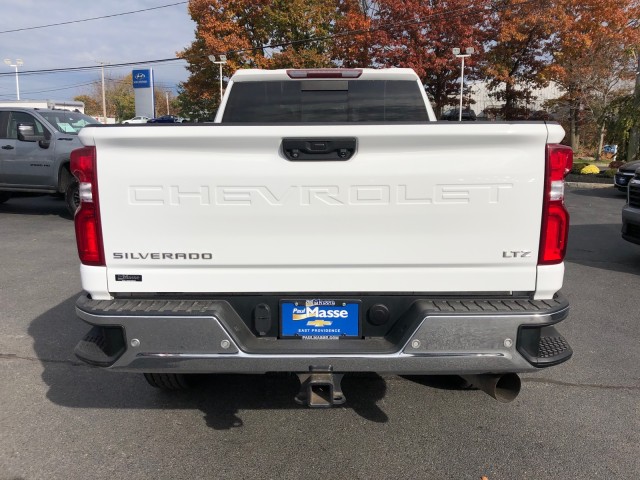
left=23, top=81, right=97, bottom=94
left=0, top=77, right=179, bottom=99
left=0, top=81, right=97, bottom=99
left=0, top=1, right=188, bottom=34
left=0, top=57, right=187, bottom=78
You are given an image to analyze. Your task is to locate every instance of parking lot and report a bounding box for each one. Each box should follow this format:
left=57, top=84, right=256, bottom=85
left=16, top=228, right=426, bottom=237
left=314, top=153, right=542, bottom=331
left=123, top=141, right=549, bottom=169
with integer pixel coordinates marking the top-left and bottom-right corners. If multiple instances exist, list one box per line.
left=1, top=187, right=639, bottom=480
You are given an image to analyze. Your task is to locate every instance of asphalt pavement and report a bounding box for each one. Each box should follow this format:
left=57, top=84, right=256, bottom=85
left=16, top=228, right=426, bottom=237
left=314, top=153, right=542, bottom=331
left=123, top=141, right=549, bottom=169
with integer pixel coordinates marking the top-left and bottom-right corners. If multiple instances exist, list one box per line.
left=0, top=189, right=638, bottom=480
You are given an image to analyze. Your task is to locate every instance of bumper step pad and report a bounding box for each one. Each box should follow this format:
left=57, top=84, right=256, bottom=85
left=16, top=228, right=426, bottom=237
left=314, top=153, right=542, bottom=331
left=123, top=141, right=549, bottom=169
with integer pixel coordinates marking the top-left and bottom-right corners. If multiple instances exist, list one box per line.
left=538, top=335, right=571, bottom=359
left=74, top=325, right=126, bottom=367
left=517, top=325, right=572, bottom=367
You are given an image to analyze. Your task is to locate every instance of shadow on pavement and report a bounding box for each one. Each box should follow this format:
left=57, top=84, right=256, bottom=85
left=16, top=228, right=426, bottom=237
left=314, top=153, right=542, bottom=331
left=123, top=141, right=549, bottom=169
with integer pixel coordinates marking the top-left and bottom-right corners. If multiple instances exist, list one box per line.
left=29, top=295, right=389, bottom=429
left=568, top=187, right=626, bottom=199
left=401, top=375, right=474, bottom=391
left=0, top=195, right=72, bottom=219
left=196, top=372, right=389, bottom=428
left=566, top=223, right=640, bottom=275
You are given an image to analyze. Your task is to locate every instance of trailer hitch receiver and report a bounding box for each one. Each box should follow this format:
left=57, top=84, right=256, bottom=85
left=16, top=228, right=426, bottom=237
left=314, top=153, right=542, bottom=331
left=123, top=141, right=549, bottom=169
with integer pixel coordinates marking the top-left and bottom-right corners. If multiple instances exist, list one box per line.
left=295, top=367, right=345, bottom=408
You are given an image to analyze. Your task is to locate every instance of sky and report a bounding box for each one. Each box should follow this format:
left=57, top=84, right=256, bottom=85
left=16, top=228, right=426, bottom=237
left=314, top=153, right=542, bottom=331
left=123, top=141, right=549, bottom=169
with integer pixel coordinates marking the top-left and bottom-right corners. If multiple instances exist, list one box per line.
left=0, top=0, right=197, bottom=102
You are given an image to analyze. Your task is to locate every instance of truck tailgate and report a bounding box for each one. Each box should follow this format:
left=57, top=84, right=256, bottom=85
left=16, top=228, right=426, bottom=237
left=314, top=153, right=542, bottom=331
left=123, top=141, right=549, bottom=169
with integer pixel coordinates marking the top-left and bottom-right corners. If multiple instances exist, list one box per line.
left=80, top=123, right=558, bottom=294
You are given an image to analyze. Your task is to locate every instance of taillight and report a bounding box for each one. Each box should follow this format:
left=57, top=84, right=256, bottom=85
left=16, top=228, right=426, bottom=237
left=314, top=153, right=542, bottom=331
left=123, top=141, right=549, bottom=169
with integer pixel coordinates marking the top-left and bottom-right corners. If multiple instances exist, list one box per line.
left=286, top=69, right=362, bottom=79
left=70, top=146, right=104, bottom=266
left=539, top=144, right=573, bottom=265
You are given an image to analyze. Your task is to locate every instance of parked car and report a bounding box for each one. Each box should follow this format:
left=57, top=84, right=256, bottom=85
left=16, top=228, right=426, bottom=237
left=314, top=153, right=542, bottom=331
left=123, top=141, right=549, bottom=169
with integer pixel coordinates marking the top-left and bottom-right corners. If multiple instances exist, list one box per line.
left=614, top=160, right=640, bottom=191
left=122, top=116, right=149, bottom=124
left=147, top=115, right=182, bottom=123
left=622, top=167, right=640, bottom=244
left=0, top=107, right=100, bottom=215
left=440, top=108, right=477, bottom=121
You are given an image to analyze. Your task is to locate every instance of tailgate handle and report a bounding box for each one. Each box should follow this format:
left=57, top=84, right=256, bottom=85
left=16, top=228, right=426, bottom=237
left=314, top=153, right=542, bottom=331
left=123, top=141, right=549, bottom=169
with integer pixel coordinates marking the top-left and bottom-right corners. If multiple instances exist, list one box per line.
left=282, top=138, right=356, bottom=161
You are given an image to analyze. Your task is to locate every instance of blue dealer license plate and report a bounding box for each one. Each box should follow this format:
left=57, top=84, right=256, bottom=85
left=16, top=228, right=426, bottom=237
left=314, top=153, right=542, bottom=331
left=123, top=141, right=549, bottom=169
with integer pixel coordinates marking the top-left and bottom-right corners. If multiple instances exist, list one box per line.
left=280, top=299, right=360, bottom=338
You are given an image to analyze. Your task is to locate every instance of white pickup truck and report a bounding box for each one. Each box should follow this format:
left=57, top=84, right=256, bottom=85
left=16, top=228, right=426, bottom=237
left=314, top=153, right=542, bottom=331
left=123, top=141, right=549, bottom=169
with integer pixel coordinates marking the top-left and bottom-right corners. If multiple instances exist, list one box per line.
left=71, top=68, right=573, bottom=406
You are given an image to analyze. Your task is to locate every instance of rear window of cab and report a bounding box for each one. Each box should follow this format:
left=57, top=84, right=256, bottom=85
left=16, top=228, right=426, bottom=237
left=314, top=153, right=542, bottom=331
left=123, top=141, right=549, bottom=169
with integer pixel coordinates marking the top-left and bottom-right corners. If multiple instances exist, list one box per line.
left=222, top=80, right=428, bottom=123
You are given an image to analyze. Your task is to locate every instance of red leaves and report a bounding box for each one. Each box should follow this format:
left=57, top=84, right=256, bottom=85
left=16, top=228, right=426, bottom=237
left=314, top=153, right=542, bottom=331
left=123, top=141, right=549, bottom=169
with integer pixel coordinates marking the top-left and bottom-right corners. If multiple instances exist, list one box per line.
left=179, top=0, right=640, bottom=120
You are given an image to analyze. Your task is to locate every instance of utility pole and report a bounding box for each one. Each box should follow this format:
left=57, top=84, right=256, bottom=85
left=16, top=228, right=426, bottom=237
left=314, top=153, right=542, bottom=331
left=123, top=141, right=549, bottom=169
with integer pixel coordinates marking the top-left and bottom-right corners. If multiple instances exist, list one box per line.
left=166, top=92, right=170, bottom=115
left=97, top=61, right=108, bottom=124
left=627, top=52, right=640, bottom=162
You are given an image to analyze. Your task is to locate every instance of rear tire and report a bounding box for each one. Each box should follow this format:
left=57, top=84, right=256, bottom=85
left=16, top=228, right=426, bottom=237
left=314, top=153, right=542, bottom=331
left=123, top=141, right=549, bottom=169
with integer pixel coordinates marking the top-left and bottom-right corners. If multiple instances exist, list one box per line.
left=143, top=373, right=192, bottom=391
left=65, top=180, right=79, bottom=216
left=0, top=192, right=10, bottom=204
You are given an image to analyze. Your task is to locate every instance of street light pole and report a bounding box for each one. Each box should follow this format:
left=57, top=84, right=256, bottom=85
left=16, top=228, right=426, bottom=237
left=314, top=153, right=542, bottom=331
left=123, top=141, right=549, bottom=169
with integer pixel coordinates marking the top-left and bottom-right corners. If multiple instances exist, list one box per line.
left=219, top=62, right=223, bottom=100
left=452, top=48, right=474, bottom=121
left=4, top=58, right=23, bottom=100
left=458, top=55, right=465, bottom=121
left=208, top=55, right=227, bottom=102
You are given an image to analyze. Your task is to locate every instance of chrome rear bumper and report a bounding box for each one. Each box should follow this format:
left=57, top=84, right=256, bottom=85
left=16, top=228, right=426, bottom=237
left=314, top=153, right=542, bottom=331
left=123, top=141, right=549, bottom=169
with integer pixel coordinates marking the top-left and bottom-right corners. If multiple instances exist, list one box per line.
left=75, top=294, right=571, bottom=374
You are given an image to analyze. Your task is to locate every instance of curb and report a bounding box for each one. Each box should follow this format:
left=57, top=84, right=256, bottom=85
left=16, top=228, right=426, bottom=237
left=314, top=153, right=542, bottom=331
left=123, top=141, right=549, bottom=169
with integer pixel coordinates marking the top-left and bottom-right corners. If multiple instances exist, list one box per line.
left=566, top=182, right=613, bottom=189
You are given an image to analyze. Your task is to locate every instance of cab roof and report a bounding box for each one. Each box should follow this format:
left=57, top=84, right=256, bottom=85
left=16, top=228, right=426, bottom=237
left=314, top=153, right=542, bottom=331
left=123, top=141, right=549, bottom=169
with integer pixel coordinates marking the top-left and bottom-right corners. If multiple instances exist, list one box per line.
left=230, top=68, right=420, bottom=82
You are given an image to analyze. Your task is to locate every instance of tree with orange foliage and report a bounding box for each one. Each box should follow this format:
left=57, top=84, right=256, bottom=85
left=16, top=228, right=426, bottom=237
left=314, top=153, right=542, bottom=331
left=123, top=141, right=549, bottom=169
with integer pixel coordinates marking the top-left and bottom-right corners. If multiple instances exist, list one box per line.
left=179, top=0, right=486, bottom=118
left=548, top=0, right=640, bottom=150
left=178, top=0, right=350, bottom=118
left=481, top=0, right=558, bottom=120
left=332, top=0, right=486, bottom=117
left=332, top=0, right=380, bottom=68
left=372, top=0, right=484, bottom=118
left=178, top=0, right=640, bottom=141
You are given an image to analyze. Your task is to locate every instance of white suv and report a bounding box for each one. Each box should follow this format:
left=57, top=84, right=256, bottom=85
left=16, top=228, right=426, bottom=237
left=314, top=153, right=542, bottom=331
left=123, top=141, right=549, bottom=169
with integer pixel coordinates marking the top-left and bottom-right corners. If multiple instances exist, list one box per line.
left=122, top=116, right=150, bottom=124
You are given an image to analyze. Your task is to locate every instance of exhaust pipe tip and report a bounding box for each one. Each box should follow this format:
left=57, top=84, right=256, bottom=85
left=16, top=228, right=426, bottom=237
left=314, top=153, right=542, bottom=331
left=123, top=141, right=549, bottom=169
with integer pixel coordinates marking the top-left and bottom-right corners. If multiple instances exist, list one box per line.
left=493, top=373, right=521, bottom=403
left=461, top=373, right=521, bottom=403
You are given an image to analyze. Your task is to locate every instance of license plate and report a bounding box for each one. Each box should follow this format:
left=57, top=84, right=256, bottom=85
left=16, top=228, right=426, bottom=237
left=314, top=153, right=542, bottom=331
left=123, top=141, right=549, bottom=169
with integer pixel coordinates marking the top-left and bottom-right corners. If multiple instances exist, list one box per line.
left=280, top=299, right=360, bottom=339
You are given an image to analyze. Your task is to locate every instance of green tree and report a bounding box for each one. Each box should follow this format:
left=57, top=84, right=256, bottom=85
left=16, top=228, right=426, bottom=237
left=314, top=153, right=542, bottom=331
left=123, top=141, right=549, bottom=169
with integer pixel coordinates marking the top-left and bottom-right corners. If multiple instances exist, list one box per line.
left=73, top=94, right=101, bottom=117
left=626, top=52, right=640, bottom=161
left=176, top=36, right=222, bottom=120
left=175, top=83, right=219, bottom=121
left=74, top=74, right=135, bottom=121
left=603, top=93, right=640, bottom=161
left=110, top=74, right=135, bottom=120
